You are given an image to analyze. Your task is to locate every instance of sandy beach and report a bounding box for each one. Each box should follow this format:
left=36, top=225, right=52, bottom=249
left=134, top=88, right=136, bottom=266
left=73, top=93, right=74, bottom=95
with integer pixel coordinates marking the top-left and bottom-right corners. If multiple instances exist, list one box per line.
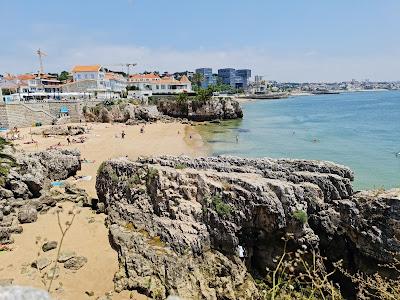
left=1, top=121, right=207, bottom=299
left=13, top=121, right=207, bottom=197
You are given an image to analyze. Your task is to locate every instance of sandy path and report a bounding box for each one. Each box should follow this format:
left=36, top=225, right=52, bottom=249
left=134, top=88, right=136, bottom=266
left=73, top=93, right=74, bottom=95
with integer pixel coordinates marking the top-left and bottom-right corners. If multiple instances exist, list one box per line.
left=2, top=121, right=207, bottom=299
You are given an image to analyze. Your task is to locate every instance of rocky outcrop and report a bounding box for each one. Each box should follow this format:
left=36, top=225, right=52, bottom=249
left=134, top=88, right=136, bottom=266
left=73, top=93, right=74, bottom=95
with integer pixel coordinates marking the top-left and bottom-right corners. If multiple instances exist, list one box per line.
left=85, top=103, right=160, bottom=124
left=97, top=155, right=400, bottom=299
left=0, top=148, right=83, bottom=244
left=157, top=98, right=243, bottom=121
left=40, top=125, right=86, bottom=136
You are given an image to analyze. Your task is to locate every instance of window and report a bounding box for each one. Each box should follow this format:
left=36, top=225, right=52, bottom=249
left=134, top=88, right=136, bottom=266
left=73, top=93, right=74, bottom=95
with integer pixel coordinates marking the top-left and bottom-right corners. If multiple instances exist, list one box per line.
left=161, top=85, right=165, bottom=89
left=91, top=74, right=95, bottom=79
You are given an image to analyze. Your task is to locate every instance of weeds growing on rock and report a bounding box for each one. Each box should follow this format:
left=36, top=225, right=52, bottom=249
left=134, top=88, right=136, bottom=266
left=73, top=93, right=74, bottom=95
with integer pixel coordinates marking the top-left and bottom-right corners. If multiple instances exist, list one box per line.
left=293, top=210, right=308, bottom=224
left=127, top=174, right=141, bottom=188
left=211, top=194, right=233, bottom=217
left=258, top=235, right=342, bottom=300
left=174, top=163, right=187, bottom=170
left=335, top=256, right=400, bottom=299
left=146, top=167, right=158, bottom=185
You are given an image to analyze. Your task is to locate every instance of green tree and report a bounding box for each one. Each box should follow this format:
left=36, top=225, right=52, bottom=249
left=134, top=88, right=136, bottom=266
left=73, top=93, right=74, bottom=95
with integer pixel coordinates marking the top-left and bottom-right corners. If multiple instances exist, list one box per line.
left=58, top=71, right=70, bottom=82
left=191, top=73, right=204, bottom=89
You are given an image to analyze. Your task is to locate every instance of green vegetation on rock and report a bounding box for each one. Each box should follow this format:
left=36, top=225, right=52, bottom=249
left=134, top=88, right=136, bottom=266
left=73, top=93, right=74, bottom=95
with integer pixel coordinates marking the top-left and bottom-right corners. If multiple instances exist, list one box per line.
left=211, top=194, right=233, bottom=217
left=293, top=210, right=308, bottom=224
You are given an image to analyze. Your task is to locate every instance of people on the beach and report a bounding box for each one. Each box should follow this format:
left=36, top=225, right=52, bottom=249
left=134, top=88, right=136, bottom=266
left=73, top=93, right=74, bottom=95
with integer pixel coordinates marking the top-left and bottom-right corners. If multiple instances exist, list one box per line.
left=140, top=126, right=144, bottom=134
left=121, top=130, right=126, bottom=139
left=236, top=135, right=239, bottom=143
left=67, top=137, right=71, bottom=145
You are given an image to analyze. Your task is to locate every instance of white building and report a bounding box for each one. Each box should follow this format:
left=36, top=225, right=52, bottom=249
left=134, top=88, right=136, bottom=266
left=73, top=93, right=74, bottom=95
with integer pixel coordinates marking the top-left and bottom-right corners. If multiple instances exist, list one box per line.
left=71, top=65, right=107, bottom=90
left=129, top=73, right=192, bottom=94
left=70, top=65, right=127, bottom=97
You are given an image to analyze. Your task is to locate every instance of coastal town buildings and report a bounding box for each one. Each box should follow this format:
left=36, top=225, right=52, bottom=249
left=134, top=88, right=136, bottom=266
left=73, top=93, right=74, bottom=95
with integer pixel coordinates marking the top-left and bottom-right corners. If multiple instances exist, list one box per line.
left=195, top=68, right=216, bottom=88
left=62, top=65, right=127, bottom=98
left=217, top=68, right=252, bottom=89
left=128, top=73, right=192, bottom=94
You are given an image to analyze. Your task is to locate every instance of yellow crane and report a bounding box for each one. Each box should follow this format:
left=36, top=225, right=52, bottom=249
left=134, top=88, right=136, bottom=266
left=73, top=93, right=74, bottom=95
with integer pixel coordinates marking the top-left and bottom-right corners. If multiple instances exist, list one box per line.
left=37, top=49, right=47, bottom=76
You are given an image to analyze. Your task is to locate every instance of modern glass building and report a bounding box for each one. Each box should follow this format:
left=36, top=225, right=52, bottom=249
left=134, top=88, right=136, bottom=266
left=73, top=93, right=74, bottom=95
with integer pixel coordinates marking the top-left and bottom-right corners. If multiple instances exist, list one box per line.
left=218, top=68, right=252, bottom=89
left=195, top=68, right=216, bottom=88
left=236, top=69, right=252, bottom=89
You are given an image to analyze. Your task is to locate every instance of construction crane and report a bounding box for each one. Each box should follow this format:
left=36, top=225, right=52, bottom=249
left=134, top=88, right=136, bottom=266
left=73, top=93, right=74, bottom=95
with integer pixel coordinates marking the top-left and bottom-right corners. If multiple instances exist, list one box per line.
left=37, top=49, right=47, bottom=76
left=110, top=63, right=137, bottom=78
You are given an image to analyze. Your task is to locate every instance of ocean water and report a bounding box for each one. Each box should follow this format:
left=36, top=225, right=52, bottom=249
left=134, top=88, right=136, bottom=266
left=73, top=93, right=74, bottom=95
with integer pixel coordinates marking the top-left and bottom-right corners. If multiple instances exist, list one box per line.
left=198, top=91, right=400, bottom=190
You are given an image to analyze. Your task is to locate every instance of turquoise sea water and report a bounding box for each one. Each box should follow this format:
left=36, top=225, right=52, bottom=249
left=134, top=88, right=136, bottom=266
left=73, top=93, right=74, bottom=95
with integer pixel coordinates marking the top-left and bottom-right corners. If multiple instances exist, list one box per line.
left=198, top=91, right=400, bottom=190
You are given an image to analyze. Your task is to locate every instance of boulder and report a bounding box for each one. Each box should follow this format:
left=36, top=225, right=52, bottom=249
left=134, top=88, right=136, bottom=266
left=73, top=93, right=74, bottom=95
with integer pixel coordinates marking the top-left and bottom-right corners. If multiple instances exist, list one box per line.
left=0, top=187, right=13, bottom=199
left=0, top=286, right=52, bottom=300
left=63, top=256, right=87, bottom=270
left=57, top=250, right=76, bottom=263
left=17, top=206, right=38, bottom=224
left=42, top=241, right=58, bottom=252
left=32, top=256, right=51, bottom=270
left=9, top=181, right=31, bottom=199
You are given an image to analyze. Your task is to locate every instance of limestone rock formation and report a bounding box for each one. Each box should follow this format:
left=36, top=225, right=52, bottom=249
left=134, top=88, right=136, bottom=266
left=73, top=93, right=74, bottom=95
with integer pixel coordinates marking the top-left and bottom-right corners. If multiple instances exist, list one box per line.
left=40, top=125, right=86, bottom=136
left=0, top=148, right=83, bottom=244
left=96, top=155, right=400, bottom=299
left=156, top=98, right=243, bottom=121
left=84, top=103, right=160, bottom=124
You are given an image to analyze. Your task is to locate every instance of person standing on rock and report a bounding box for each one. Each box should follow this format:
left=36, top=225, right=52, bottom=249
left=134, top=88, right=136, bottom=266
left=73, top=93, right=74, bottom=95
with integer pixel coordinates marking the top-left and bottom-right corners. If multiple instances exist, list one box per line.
left=237, top=245, right=245, bottom=261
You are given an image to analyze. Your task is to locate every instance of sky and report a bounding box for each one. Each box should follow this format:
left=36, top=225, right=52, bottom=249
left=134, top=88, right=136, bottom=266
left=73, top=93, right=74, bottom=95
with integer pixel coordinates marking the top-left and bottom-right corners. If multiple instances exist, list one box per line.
left=1, top=0, right=400, bottom=82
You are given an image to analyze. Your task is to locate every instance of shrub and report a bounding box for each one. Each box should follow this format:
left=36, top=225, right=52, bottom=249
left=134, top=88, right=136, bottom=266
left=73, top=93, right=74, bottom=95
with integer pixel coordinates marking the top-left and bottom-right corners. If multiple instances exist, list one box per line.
left=293, top=210, right=308, bottom=224
left=211, top=194, right=233, bottom=217
left=258, top=236, right=343, bottom=299
left=174, top=163, right=187, bottom=170
left=177, top=93, right=189, bottom=104
left=97, top=162, right=106, bottom=176
left=146, top=167, right=158, bottom=185
left=127, top=174, right=141, bottom=188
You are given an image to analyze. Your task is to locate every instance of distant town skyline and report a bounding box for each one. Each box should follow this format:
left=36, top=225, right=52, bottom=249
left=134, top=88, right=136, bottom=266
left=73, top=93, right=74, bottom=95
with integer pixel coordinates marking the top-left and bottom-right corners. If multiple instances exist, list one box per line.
left=1, top=0, right=400, bottom=82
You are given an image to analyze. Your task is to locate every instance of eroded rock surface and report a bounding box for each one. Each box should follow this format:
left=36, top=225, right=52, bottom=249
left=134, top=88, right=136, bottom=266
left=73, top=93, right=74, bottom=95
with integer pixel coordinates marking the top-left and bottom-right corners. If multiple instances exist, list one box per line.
left=94, top=155, right=400, bottom=299
left=0, top=148, right=83, bottom=244
left=157, top=98, right=243, bottom=121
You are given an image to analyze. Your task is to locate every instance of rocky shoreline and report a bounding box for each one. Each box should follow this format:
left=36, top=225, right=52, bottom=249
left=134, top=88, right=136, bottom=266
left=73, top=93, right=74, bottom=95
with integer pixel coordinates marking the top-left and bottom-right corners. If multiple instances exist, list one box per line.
left=96, top=155, right=400, bottom=299
left=1, top=128, right=399, bottom=299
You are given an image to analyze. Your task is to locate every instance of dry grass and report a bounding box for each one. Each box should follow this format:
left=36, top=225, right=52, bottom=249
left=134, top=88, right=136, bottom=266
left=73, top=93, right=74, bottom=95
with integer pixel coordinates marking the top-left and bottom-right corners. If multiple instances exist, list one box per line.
left=257, top=235, right=343, bottom=300
left=335, top=256, right=400, bottom=300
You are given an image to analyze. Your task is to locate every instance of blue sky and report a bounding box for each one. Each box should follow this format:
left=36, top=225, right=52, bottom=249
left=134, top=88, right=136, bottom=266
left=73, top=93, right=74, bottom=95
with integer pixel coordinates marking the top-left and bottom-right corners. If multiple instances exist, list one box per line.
left=1, top=0, right=400, bottom=82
